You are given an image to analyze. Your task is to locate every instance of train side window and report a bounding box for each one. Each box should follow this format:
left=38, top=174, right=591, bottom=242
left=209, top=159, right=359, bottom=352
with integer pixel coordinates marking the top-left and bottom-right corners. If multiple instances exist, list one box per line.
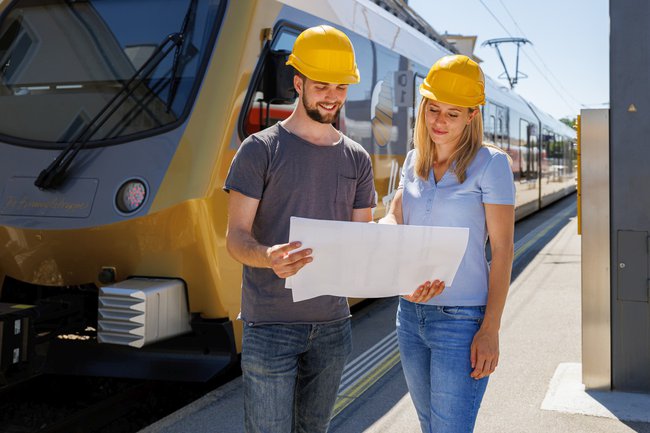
left=497, top=105, right=509, bottom=150
left=482, top=103, right=491, bottom=143
left=340, top=33, right=373, bottom=150
left=241, top=27, right=300, bottom=137
left=565, top=137, right=574, bottom=174
left=0, top=18, right=35, bottom=83
left=541, top=127, right=553, bottom=179
left=519, top=119, right=529, bottom=177
left=271, top=31, right=298, bottom=51
left=483, top=101, right=500, bottom=145
left=498, top=118, right=504, bottom=147
left=413, top=75, right=425, bottom=120
left=409, top=74, right=425, bottom=149
left=489, top=115, right=496, bottom=144
left=528, top=123, right=538, bottom=178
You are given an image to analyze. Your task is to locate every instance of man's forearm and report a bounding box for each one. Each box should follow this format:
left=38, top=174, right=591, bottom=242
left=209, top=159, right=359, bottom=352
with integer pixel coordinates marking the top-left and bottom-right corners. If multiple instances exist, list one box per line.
left=226, top=228, right=271, bottom=268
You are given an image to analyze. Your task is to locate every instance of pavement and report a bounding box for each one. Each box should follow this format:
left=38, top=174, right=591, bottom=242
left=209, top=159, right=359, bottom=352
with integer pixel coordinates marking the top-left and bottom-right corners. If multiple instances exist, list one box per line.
left=140, top=197, right=650, bottom=433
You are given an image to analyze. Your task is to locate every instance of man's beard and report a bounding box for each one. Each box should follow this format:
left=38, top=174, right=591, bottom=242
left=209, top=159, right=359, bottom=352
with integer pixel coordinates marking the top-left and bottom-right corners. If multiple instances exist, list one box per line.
left=302, top=93, right=342, bottom=124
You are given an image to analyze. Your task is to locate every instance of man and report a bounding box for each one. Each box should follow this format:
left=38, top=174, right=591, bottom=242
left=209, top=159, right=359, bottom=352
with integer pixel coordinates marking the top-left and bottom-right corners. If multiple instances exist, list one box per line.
left=224, top=25, right=375, bottom=433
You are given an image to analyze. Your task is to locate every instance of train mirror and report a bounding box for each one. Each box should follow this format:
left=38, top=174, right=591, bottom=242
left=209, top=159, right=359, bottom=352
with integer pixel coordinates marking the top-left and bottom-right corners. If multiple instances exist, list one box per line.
left=262, top=50, right=297, bottom=104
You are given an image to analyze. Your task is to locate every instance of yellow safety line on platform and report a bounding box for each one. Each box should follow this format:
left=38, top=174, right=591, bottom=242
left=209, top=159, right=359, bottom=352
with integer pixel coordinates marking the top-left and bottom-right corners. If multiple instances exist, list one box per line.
left=513, top=203, right=575, bottom=263
left=333, top=348, right=401, bottom=417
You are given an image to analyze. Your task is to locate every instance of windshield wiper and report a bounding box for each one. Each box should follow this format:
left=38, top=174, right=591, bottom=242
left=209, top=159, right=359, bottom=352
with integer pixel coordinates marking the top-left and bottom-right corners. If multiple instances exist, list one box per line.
left=34, top=33, right=183, bottom=190
left=167, top=0, right=197, bottom=113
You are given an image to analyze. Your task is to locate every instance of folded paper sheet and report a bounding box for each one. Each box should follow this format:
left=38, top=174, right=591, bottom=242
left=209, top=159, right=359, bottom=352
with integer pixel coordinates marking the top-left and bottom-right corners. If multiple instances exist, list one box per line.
left=285, top=217, right=469, bottom=302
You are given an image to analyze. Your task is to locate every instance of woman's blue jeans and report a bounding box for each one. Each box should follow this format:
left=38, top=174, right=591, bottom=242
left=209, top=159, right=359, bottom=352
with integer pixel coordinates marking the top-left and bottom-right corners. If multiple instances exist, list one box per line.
left=397, top=298, right=489, bottom=433
left=241, top=318, right=352, bottom=433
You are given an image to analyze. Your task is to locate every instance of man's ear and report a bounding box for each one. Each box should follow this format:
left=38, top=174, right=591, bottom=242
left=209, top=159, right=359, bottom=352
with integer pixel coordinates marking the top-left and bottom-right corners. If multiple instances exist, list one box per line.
left=293, top=74, right=303, bottom=96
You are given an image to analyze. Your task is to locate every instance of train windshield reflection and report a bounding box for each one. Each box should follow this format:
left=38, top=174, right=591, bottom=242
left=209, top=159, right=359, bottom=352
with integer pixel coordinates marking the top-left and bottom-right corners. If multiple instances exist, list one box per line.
left=0, top=0, right=223, bottom=146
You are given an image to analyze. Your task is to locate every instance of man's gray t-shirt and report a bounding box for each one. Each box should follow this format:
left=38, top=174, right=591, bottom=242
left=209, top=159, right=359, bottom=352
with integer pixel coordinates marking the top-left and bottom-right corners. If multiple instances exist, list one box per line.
left=224, top=123, right=376, bottom=325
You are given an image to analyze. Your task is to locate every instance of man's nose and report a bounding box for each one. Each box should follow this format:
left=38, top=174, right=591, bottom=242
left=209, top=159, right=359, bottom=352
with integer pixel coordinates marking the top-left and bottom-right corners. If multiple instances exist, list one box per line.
left=323, top=88, right=338, bottom=101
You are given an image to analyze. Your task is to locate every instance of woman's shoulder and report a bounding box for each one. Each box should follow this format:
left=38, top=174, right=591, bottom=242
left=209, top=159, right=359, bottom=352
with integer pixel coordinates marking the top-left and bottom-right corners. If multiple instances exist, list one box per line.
left=479, top=144, right=507, bottom=157
left=400, top=149, right=419, bottom=182
left=403, top=149, right=418, bottom=171
left=475, top=144, right=511, bottom=166
left=404, top=148, right=418, bottom=164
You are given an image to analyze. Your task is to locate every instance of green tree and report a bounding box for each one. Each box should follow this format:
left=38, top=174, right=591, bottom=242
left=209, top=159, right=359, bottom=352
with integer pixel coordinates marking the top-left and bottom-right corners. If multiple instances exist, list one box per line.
left=559, top=117, right=577, bottom=130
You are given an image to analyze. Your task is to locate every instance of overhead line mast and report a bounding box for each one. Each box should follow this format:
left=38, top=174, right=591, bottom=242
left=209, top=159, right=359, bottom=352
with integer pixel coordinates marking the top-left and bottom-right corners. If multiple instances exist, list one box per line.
left=481, top=37, right=531, bottom=89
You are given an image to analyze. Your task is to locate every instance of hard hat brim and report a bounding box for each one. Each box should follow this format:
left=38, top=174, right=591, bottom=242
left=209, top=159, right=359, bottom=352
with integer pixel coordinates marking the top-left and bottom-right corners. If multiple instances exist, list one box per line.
left=286, top=56, right=360, bottom=84
left=419, top=85, right=486, bottom=108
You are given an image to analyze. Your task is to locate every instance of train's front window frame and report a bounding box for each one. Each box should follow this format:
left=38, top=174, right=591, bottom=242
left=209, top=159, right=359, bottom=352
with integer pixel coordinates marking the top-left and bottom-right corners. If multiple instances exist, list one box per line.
left=238, top=22, right=302, bottom=139
left=0, top=0, right=226, bottom=148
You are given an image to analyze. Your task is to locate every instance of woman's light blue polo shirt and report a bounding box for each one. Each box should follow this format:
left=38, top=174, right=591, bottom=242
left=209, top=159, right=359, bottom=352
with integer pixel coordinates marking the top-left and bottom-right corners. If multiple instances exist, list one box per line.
left=400, top=146, right=515, bottom=306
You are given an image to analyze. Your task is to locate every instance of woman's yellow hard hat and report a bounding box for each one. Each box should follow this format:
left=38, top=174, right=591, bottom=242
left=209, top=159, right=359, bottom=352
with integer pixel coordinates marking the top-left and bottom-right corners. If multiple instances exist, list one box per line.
left=420, top=55, right=485, bottom=107
left=286, top=25, right=360, bottom=84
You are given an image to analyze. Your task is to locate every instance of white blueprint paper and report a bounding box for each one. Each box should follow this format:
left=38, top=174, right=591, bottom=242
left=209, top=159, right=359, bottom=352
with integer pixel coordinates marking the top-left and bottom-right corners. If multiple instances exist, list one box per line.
left=285, top=217, right=469, bottom=302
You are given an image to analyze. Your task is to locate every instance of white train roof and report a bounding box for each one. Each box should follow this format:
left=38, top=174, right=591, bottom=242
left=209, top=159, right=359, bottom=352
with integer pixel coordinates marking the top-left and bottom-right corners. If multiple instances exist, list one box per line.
left=276, top=0, right=452, bottom=68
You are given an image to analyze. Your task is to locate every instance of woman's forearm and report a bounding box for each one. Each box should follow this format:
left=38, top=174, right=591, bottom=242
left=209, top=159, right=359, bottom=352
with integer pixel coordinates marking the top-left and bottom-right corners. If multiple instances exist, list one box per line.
left=482, top=244, right=514, bottom=331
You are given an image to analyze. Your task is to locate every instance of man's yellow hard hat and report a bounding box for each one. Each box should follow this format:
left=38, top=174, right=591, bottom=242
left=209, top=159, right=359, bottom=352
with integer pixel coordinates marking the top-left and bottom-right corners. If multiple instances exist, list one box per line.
left=420, top=55, right=485, bottom=107
left=286, top=25, right=360, bottom=84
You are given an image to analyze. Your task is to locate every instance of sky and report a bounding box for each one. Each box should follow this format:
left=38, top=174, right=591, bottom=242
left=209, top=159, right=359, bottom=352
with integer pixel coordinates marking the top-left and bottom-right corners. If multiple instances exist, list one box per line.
left=408, top=0, right=609, bottom=120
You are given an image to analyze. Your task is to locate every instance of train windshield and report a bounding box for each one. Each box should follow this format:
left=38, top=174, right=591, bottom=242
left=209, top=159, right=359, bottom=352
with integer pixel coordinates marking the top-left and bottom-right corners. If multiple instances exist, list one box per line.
left=0, top=0, right=224, bottom=147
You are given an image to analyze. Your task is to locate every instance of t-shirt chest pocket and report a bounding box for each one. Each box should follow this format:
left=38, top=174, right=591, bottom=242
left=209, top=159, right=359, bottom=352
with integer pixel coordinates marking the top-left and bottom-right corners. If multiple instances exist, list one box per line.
left=335, top=175, right=356, bottom=204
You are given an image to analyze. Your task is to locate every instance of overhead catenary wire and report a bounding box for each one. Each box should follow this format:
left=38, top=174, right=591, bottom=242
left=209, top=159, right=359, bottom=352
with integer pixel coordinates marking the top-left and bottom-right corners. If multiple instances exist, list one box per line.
left=495, top=0, right=584, bottom=108
left=477, top=0, right=578, bottom=115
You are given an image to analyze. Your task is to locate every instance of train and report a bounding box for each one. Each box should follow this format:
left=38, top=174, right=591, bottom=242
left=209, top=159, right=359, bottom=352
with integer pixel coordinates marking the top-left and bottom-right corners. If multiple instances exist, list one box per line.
left=0, top=0, right=576, bottom=387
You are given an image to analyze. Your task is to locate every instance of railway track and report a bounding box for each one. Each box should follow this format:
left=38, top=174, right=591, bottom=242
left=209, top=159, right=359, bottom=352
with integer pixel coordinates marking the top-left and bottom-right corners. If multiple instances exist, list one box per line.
left=0, top=369, right=239, bottom=433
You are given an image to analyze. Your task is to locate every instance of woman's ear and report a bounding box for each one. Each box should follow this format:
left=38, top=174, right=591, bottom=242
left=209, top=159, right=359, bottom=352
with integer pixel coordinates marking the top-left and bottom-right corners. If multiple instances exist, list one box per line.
left=467, top=108, right=479, bottom=124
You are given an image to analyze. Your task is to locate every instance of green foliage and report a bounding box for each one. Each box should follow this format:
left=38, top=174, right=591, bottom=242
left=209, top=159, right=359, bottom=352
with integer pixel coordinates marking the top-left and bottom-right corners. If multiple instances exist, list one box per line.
left=559, top=117, right=577, bottom=130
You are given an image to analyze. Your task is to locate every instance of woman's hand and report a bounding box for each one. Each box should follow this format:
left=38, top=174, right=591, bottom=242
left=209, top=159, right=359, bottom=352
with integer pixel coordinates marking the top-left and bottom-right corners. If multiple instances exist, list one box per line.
left=469, top=326, right=499, bottom=380
left=403, top=280, right=445, bottom=303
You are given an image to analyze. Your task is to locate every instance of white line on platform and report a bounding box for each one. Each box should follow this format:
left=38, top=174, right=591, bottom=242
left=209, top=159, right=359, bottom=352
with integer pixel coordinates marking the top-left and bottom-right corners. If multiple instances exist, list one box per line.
left=541, top=363, right=650, bottom=422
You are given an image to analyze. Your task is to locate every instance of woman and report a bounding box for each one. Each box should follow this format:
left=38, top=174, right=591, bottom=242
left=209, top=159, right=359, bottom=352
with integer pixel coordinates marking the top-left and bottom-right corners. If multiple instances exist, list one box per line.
left=380, top=55, right=515, bottom=433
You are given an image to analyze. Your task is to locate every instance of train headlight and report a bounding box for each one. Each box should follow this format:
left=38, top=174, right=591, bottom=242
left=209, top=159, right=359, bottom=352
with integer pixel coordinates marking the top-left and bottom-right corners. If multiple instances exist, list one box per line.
left=116, top=179, right=147, bottom=214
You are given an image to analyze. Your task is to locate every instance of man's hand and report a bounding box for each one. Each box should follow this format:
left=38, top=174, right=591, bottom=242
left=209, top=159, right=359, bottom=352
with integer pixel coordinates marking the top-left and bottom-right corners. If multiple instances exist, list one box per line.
left=403, top=280, right=445, bottom=303
left=267, top=241, right=313, bottom=278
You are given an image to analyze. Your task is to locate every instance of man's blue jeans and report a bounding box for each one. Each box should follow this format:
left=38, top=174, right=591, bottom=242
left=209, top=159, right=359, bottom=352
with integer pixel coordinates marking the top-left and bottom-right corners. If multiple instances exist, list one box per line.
left=397, top=298, right=489, bottom=433
left=241, top=318, right=352, bottom=433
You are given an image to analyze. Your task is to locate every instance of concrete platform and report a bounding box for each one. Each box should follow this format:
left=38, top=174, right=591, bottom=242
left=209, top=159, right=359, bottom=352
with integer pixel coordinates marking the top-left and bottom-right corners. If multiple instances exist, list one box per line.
left=541, top=363, right=650, bottom=423
left=140, top=200, right=650, bottom=433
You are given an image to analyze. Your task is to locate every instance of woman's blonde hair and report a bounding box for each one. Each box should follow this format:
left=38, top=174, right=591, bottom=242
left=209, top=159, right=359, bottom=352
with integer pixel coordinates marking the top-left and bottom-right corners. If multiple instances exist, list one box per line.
left=413, top=96, right=484, bottom=183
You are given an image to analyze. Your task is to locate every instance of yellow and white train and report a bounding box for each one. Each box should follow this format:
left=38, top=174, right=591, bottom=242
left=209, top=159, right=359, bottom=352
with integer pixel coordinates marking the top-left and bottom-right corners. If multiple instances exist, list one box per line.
left=0, top=0, right=575, bottom=386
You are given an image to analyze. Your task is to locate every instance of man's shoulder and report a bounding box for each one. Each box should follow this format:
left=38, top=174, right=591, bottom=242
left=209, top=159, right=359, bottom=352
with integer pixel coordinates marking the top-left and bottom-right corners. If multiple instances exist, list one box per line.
left=340, top=134, right=370, bottom=158
left=244, top=123, right=281, bottom=146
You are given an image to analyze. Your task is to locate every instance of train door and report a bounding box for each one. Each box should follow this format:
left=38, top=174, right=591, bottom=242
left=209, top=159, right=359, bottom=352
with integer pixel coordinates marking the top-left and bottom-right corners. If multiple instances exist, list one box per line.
left=240, top=25, right=301, bottom=137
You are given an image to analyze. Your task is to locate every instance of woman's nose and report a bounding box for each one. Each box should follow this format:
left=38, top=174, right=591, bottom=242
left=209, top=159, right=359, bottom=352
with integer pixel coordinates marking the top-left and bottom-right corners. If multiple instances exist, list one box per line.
left=432, top=113, right=445, bottom=126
